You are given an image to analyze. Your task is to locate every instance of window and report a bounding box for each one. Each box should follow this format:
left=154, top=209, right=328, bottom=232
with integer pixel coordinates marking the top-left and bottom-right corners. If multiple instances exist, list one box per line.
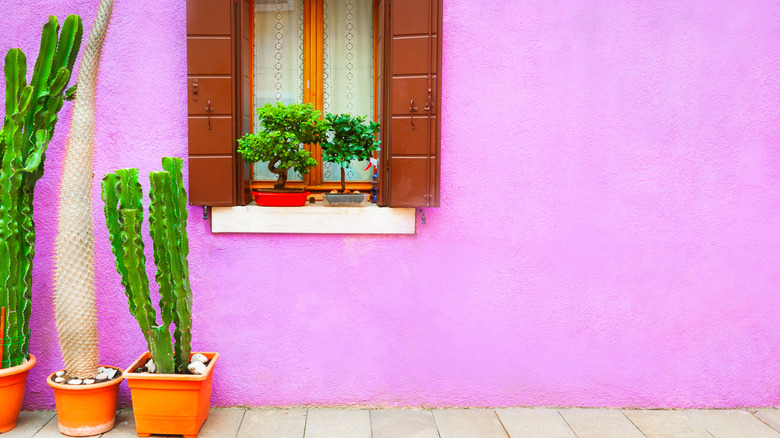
left=251, top=0, right=377, bottom=193
left=185, top=0, right=441, bottom=208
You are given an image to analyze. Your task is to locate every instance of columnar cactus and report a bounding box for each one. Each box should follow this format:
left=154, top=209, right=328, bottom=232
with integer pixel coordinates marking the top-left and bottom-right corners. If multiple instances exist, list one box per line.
left=54, top=0, right=114, bottom=379
left=0, top=15, right=82, bottom=369
left=101, top=157, right=193, bottom=374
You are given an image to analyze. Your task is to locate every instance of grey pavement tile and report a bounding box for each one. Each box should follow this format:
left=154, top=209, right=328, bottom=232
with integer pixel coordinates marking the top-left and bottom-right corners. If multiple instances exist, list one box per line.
left=370, top=410, right=439, bottom=438
left=32, top=415, right=100, bottom=438
left=432, top=409, right=508, bottom=438
left=237, top=409, right=307, bottom=438
left=304, top=409, right=371, bottom=438
left=100, top=410, right=138, bottom=438
left=559, top=408, right=646, bottom=438
left=198, top=409, right=246, bottom=438
left=755, top=410, right=780, bottom=434
left=2, top=411, right=54, bottom=438
left=684, top=410, right=780, bottom=438
left=496, top=408, right=576, bottom=438
left=623, top=410, right=712, bottom=438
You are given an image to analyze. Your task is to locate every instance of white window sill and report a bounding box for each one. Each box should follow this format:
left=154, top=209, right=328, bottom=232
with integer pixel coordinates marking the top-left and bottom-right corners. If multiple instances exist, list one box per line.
left=211, top=203, right=416, bottom=234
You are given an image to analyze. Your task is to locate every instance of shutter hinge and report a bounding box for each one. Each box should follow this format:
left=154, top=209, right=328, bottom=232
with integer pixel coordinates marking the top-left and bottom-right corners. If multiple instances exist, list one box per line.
left=418, top=208, right=426, bottom=225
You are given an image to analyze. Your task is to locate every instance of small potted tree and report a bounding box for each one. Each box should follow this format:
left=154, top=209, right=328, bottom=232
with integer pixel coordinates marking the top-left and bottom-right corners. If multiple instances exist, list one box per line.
left=102, top=157, right=218, bottom=438
left=237, top=102, right=326, bottom=206
left=321, top=113, right=380, bottom=206
left=0, top=13, right=82, bottom=434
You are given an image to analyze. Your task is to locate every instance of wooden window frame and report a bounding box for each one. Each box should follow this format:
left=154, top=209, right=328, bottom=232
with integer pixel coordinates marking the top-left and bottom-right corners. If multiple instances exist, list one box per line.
left=247, top=0, right=378, bottom=197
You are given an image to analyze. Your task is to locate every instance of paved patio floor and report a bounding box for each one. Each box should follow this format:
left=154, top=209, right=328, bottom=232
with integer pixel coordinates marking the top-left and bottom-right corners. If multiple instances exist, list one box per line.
left=7, top=408, right=780, bottom=438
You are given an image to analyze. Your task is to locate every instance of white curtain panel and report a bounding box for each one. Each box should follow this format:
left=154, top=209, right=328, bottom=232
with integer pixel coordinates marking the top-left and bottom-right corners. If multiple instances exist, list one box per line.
left=322, top=0, right=374, bottom=182
left=253, top=0, right=305, bottom=181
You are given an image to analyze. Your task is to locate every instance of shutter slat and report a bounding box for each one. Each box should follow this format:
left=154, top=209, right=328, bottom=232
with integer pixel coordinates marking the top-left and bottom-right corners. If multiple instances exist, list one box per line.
left=380, top=0, right=442, bottom=208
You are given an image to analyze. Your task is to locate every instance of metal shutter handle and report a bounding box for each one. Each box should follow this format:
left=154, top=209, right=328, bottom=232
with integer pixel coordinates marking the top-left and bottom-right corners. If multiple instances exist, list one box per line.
left=410, top=99, right=418, bottom=130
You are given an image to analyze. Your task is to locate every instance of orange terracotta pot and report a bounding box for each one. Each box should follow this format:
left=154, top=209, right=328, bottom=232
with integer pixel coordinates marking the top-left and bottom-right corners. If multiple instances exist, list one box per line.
left=125, top=352, right=219, bottom=438
left=46, top=366, right=123, bottom=436
left=0, top=354, right=36, bottom=433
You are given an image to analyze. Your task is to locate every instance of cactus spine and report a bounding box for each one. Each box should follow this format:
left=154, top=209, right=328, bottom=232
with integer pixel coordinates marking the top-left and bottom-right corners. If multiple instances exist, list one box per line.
left=54, top=0, right=114, bottom=379
left=0, top=15, right=82, bottom=369
left=102, top=158, right=193, bottom=374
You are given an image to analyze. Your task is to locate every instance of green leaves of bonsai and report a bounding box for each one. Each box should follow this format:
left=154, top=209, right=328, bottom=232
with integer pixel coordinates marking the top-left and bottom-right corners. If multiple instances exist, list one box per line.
left=101, top=158, right=193, bottom=374
left=321, top=113, right=380, bottom=192
left=237, top=102, right=325, bottom=189
left=0, top=15, right=82, bottom=368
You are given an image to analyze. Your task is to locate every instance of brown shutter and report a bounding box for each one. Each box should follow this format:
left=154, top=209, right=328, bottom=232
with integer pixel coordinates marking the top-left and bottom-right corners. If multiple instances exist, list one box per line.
left=186, top=0, right=252, bottom=206
left=379, top=0, right=442, bottom=207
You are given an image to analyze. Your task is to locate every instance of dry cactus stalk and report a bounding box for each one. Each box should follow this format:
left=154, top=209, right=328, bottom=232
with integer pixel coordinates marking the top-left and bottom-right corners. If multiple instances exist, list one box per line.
left=54, top=0, right=114, bottom=379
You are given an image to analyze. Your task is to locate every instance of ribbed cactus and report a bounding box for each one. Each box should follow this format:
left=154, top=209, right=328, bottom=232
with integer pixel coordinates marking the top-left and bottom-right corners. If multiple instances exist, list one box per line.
left=101, top=157, right=193, bottom=374
left=0, top=15, right=82, bottom=369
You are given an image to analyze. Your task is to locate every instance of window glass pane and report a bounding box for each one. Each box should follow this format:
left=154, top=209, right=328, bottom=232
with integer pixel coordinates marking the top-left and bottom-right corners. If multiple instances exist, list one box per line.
left=253, top=0, right=305, bottom=181
left=322, top=0, right=375, bottom=182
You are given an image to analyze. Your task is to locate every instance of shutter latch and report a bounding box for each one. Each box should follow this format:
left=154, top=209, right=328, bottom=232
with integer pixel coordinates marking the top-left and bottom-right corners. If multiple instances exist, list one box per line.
left=409, top=99, right=418, bottom=130
left=205, top=100, right=214, bottom=130
left=192, top=79, right=199, bottom=102
left=424, top=88, right=432, bottom=112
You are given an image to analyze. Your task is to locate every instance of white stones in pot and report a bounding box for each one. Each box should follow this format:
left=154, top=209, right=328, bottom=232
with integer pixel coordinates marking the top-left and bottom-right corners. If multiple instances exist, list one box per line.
left=190, top=353, right=208, bottom=364
left=188, top=361, right=207, bottom=375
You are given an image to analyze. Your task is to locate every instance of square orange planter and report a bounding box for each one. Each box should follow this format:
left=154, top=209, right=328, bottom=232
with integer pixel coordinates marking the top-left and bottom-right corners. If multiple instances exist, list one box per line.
left=124, top=352, right=219, bottom=438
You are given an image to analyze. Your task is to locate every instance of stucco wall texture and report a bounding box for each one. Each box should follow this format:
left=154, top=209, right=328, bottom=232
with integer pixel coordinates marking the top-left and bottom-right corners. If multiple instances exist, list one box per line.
left=1, top=0, right=778, bottom=409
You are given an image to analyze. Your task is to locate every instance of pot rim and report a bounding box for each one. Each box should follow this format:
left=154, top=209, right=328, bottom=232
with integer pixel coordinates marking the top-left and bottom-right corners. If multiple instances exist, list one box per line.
left=0, top=354, right=37, bottom=378
left=46, top=365, right=124, bottom=390
left=124, top=352, right=219, bottom=382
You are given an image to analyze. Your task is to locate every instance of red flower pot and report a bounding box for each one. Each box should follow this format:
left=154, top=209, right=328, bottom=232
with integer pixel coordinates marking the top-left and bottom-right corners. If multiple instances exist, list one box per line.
left=253, top=191, right=310, bottom=207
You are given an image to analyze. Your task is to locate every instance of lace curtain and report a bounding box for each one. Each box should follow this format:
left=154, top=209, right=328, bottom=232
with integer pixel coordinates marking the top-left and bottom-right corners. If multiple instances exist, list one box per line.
left=322, top=0, right=374, bottom=182
left=253, top=0, right=305, bottom=181
left=252, top=0, right=374, bottom=183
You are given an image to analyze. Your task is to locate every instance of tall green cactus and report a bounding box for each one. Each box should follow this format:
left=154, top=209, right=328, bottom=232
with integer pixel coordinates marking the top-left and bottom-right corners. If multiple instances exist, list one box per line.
left=0, top=15, right=82, bottom=369
left=101, top=157, right=193, bottom=374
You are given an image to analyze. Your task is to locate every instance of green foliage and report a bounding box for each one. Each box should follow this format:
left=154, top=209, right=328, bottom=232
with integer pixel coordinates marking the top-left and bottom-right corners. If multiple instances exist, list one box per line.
left=0, top=15, right=82, bottom=369
left=101, top=158, right=193, bottom=374
left=321, top=113, right=380, bottom=190
left=237, top=102, right=325, bottom=188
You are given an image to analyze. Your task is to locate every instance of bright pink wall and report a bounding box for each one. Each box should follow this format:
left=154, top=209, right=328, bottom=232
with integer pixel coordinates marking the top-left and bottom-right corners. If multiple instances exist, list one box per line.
left=3, top=0, right=779, bottom=409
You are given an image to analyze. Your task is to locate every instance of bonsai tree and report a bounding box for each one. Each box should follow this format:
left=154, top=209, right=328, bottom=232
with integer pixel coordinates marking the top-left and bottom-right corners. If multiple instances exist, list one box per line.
left=54, top=0, right=114, bottom=380
left=0, top=14, right=82, bottom=369
left=321, top=113, right=380, bottom=193
left=101, top=158, right=193, bottom=374
left=237, top=102, right=326, bottom=190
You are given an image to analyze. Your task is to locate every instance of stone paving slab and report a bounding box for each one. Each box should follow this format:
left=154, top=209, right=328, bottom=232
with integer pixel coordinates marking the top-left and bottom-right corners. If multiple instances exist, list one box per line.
left=99, top=411, right=139, bottom=438
left=370, top=409, right=439, bottom=438
left=198, top=409, right=245, bottom=438
left=755, top=410, right=780, bottom=434
left=32, top=415, right=100, bottom=438
left=623, top=410, right=713, bottom=438
left=236, top=409, right=307, bottom=438
left=2, top=412, right=54, bottom=438
left=432, top=409, right=508, bottom=438
left=684, top=410, right=780, bottom=438
left=559, top=408, right=646, bottom=438
left=496, top=408, right=576, bottom=438
left=303, top=409, right=371, bottom=438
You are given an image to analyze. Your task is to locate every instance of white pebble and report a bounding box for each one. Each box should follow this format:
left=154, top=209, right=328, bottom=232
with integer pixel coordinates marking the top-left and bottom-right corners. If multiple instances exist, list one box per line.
left=54, top=377, right=66, bottom=383
left=95, top=373, right=108, bottom=381
left=83, top=379, right=95, bottom=384
left=190, top=353, right=208, bottom=364
left=68, top=379, right=83, bottom=385
left=97, top=367, right=106, bottom=374
left=105, top=368, right=118, bottom=379
left=187, top=361, right=207, bottom=375
left=55, top=371, right=65, bottom=377
left=145, top=360, right=156, bottom=373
